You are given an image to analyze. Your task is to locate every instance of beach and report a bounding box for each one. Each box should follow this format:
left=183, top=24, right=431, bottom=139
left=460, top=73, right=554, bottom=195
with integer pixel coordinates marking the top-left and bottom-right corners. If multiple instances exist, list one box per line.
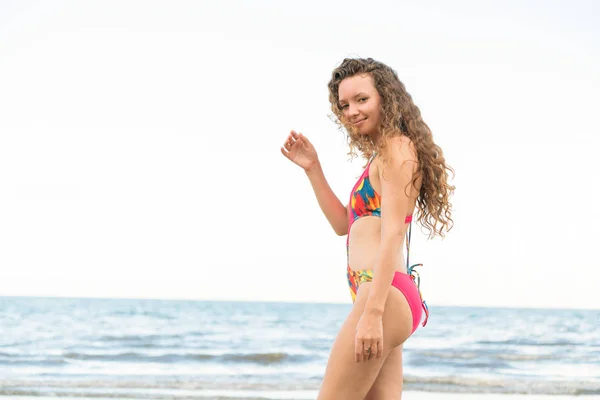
left=1, top=394, right=600, bottom=400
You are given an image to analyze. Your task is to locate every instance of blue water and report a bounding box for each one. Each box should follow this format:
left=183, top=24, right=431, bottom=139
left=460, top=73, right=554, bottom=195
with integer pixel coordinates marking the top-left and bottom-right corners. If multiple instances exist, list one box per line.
left=0, top=297, right=599, bottom=398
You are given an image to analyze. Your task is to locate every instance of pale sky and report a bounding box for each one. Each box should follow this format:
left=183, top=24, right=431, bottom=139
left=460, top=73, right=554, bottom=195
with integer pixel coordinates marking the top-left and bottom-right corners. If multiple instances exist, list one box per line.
left=0, top=0, right=598, bottom=309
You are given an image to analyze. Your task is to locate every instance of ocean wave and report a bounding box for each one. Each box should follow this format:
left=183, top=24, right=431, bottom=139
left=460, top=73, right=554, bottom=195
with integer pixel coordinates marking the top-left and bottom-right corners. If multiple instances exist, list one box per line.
left=62, top=351, right=212, bottom=363
left=413, top=350, right=556, bottom=362
left=402, top=375, right=600, bottom=395
left=0, top=376, right=599, bottom=396
left=0, top=339, right=38, bottom=348
left=414, top=351, right=479, bottom=360
left=0, top=388, right=300, bottom=400
left=107, top=310, right=177, bottom=320
left=220, top=352, right=314, bottom=364
left=476, top=338, right=580, bottom=347
left=0, top=351, right=318, bottom=365
left=0, top=378, right=318, bottom=391
left=409, top=352, right=513, bottom=370
left=495, top=353, right=554, bottom=361
left=0, top=358, right=67, bottom=366
left=95, top=333, right=187, bottom=343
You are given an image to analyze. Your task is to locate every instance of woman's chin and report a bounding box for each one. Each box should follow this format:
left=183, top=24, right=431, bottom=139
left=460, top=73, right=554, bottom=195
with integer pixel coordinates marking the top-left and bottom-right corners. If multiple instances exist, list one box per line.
left=346, top=125, right=374, bottom=138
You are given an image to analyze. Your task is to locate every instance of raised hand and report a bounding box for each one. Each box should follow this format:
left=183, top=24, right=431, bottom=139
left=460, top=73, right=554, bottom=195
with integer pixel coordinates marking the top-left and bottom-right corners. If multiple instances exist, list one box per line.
left=280, top=130, right=319, bottom=172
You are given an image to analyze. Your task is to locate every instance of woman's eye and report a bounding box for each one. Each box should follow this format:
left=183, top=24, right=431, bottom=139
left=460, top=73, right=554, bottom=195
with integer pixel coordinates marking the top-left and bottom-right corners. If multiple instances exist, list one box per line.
left=359, top=97, right=367, bottom=102
left=341, top=104, right=348, bottom=109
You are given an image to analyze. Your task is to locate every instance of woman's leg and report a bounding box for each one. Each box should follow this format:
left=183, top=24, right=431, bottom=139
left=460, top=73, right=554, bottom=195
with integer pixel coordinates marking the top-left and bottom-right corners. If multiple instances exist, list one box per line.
left=364, top=345, right=403, bottom=400
left=317, top=283, right=413, bottom=400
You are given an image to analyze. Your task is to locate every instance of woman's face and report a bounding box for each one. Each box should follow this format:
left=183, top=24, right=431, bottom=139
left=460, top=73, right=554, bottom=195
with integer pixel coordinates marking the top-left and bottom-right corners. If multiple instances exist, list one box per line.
left=338, top=73, right=382, bottom=138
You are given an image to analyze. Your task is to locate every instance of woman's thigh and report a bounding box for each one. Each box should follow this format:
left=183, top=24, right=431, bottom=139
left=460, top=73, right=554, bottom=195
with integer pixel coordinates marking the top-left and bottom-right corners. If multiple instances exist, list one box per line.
left=317, top=283, right=413, bottom=400
left=364, top=345, right=403, bottom=400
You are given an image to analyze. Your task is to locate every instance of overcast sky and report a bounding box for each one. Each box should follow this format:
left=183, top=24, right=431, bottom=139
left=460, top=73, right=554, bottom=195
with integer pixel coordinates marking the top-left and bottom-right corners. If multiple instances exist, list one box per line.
left=0, top=0, right=598, bottom=309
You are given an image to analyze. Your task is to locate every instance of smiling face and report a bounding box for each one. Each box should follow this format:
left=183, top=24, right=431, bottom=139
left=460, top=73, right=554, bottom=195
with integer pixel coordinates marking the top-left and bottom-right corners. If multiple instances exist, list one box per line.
left=337, top=73, right=382, bottom=139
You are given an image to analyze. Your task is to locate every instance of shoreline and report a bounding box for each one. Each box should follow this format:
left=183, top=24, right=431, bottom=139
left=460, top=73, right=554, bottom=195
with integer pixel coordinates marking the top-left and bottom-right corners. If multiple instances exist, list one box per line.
left=1, top=392, right=599, bottom=400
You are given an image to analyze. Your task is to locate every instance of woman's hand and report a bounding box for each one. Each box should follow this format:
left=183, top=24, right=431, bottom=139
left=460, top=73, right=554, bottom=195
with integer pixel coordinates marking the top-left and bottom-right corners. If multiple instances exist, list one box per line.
left=280, top=130, right=319, bottom=172
left=355, top=311, right=383, bottom=362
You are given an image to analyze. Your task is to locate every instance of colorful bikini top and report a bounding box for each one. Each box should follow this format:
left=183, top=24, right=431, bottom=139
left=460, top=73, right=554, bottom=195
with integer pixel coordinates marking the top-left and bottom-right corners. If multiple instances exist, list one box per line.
left=347, top=154, right=412, bottom=240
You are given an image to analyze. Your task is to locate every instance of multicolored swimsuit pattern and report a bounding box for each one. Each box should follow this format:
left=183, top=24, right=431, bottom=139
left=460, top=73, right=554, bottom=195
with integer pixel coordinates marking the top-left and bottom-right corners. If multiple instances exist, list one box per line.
left=346, top=154, right=429, bottom=334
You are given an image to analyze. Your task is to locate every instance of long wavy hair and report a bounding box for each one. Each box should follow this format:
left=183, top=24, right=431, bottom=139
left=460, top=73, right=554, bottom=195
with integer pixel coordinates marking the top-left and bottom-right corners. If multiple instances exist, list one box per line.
left=328, top=57, right=455, bottom=238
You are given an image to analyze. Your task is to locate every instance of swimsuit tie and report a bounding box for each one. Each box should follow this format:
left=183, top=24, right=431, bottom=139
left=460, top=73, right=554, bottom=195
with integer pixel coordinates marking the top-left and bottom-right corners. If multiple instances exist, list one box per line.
left=407, top=262, right=429, bottom=327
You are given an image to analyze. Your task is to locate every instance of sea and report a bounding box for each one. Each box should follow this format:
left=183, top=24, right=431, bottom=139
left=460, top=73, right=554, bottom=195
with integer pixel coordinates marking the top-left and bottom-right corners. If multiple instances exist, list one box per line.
left=0, top=297, right=599, bottom=399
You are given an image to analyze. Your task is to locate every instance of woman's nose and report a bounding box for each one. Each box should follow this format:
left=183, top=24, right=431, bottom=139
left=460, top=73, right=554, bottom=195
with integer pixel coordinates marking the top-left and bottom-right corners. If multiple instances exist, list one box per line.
left=348, top=104, right=359, bottom=116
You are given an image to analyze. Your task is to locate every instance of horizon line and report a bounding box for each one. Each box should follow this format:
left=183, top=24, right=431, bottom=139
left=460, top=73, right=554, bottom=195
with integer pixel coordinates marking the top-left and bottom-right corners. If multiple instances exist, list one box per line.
left=1, top=294, right=598, bottom=312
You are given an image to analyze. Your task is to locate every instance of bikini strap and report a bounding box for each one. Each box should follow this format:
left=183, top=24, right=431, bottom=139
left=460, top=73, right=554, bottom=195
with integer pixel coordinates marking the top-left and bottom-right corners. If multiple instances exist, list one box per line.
left=405, top=220, right=412, bottom=271
left=405, top=220, right=429, bottom=328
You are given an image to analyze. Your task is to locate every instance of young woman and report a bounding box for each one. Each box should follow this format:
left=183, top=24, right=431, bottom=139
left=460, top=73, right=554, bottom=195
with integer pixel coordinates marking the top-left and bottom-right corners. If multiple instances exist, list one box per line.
left=280, top=57, right=454, bottom=399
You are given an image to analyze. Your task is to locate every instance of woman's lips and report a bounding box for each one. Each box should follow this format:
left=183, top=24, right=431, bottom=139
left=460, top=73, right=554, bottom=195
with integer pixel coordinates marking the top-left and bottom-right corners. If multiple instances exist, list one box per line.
left=354, top=119, right=366, bottom=126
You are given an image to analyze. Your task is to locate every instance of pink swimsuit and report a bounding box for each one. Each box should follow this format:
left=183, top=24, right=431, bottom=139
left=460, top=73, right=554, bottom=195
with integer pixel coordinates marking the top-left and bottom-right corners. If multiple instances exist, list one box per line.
left=346, top=154, right=428, bottom=334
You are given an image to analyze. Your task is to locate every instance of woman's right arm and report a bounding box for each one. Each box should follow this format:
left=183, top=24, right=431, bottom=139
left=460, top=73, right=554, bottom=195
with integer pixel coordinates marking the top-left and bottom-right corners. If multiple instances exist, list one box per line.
left=304, top=162, right=348, bottom=236
left=281, top=130, right=348, bottom=236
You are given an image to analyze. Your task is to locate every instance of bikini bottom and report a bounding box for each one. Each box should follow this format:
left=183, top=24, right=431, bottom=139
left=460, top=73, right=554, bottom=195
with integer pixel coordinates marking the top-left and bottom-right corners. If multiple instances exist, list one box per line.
left=346, top=265, right=428, bottom=334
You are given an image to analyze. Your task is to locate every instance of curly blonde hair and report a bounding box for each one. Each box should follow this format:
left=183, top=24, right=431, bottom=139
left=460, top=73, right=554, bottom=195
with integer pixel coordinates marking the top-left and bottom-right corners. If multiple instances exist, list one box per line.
left=328, top=57, right=455, bottom=238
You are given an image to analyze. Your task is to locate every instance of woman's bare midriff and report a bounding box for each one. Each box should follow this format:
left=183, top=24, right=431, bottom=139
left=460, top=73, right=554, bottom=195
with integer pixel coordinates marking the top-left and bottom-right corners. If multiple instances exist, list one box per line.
left=347, top=217, right=411, bottom=273
left=347, top=158, right=420, bottom=273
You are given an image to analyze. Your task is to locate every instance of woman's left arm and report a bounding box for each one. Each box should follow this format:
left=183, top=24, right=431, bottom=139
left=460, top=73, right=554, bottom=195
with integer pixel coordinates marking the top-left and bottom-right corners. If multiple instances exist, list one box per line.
left=354, top=138, right=417, bottom=362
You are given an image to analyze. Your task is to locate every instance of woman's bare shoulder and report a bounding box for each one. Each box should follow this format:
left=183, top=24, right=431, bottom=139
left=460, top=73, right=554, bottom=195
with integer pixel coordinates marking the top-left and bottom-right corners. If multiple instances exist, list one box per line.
left=385, top=136, right=417, bottom=164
